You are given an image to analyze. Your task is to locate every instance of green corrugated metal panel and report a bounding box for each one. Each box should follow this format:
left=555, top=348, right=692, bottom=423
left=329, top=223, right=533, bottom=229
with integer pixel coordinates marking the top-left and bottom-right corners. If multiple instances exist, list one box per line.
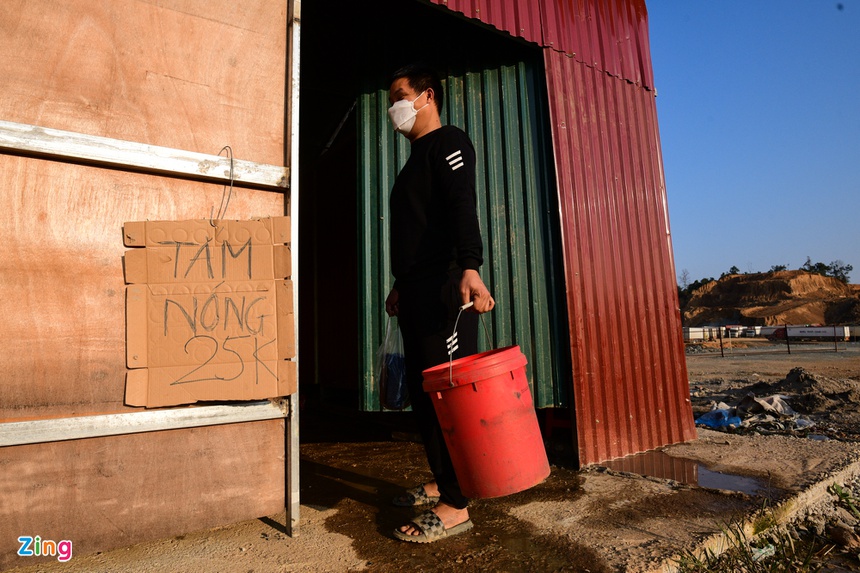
left=358, top=60, right=569, bottom=411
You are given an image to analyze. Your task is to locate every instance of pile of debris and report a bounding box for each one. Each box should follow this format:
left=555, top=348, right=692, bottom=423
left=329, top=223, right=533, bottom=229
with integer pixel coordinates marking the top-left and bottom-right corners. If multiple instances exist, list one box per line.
left=694, top=367, right=860, bottom=438
left=695, top=392, right=813, bottom=434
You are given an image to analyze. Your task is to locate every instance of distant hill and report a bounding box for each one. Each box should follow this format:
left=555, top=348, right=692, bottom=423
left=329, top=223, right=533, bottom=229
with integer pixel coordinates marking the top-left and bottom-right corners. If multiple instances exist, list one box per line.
left=682, top=270, right=860, bottom=326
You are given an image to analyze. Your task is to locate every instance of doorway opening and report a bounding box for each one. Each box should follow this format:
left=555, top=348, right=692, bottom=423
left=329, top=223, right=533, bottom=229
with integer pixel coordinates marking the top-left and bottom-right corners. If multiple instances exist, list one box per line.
left=298, top=1, right=566, bottom=424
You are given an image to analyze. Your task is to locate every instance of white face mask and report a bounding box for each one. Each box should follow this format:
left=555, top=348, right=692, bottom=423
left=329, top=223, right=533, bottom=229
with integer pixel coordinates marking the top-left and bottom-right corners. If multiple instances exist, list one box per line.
left=388, top=90, right=428, bottom=136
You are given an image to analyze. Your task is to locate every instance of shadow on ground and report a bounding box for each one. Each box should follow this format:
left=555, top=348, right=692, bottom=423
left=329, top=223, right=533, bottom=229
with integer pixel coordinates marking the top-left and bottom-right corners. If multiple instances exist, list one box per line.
left=298, top=391, right=608, bottom=572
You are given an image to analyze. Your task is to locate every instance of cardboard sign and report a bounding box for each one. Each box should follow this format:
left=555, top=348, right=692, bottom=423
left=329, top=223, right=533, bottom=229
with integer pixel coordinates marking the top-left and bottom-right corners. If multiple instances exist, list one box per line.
left=124, top=217, right=295, bottom=407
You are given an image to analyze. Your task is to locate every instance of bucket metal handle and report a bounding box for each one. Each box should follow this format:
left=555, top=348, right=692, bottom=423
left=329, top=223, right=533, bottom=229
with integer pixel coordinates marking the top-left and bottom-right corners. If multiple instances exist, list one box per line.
left=445, top=301, right=492, bottom=386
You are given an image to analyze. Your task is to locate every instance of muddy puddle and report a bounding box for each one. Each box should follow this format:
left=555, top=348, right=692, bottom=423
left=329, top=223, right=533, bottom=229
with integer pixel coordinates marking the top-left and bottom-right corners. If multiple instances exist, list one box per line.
left=601, top=449, right=772, bottom=496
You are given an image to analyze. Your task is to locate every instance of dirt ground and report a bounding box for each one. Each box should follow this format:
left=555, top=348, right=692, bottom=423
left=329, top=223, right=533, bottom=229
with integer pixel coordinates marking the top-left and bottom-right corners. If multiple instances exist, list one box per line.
left=7, top=342, right=860, bottom=573
left=681, top=270, right=860, bottom=326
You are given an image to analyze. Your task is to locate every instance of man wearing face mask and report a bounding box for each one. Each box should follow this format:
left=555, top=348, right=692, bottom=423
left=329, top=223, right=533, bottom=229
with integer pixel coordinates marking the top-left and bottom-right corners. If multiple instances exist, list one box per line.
left=384, top=64, right=495, bottom=543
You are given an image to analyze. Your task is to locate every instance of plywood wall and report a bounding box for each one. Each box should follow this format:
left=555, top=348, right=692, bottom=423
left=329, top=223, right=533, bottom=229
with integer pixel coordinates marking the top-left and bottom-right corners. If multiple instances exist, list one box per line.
left=0, top=0, right=288, bottom=418
left=0, top=1, right=291, bottom=564
left=0, top=0, right=287, bottom=164
left=0, top=156, right=284, bottom=419
left=0, top=419, right=286, bottom=570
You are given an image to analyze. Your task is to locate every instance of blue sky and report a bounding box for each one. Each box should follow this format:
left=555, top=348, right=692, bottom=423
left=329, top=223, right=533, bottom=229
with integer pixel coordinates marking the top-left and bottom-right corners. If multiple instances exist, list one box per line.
left=647, top=1, right=860, bottom=284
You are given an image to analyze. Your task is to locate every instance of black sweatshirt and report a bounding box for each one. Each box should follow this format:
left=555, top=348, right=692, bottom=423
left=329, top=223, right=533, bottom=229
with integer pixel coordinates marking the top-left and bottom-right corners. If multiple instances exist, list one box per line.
left=389, top=125, right=484, bottom=287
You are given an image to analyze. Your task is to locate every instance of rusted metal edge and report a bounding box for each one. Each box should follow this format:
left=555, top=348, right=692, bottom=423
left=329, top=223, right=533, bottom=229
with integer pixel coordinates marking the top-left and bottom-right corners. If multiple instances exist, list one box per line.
left=0, top=119, right=289, bottom=190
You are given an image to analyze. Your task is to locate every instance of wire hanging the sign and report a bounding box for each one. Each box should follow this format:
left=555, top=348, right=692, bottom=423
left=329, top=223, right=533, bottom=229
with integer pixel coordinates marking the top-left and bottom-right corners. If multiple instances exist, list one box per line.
left=210, top=145, right=235, bottom=226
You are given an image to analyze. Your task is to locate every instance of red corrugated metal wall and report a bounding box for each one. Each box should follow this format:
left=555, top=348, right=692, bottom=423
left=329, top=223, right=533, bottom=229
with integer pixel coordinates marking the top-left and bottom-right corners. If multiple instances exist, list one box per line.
left=430, top=0, right=696, bottom=465
left=543, top=51, right=696, bottom=464
left=433, top=0, right=653, bottom=88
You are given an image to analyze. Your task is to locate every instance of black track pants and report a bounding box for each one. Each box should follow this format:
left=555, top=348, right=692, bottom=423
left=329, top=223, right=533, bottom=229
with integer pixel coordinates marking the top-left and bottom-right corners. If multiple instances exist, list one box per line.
left=396, top=269, right=478, bottom=509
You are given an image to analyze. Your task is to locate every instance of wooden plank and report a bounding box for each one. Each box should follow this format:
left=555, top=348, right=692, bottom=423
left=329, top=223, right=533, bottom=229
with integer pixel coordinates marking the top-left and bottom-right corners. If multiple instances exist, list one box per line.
left=0, top=420, right=285, bottom=569
left=0, top=155, right=284, bottom=419
left=0, top=0, right=287, bottom=165
left=0, top=401, right=286, bottom=447
left=0, top=120, right=288, bottom=190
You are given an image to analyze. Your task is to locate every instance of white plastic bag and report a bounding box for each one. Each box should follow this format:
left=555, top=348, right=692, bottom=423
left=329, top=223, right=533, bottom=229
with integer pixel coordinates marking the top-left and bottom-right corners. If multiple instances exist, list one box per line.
left=376, top=318, right=408, bottom=410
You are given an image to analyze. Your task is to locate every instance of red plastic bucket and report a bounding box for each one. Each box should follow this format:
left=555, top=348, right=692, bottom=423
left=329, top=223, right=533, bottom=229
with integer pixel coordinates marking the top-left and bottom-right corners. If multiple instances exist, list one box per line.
left=422, top=345, right=550, bottom=499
